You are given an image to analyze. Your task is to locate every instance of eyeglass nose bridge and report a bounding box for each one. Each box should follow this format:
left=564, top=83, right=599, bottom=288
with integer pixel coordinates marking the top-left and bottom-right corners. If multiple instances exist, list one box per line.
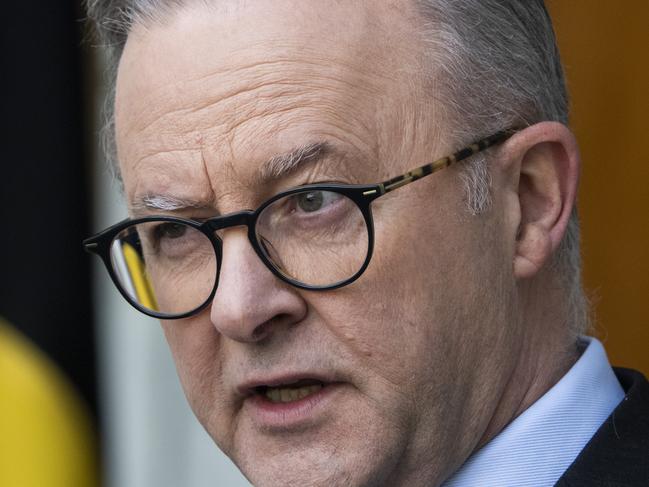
left=204, top=210, right=256, bottom=232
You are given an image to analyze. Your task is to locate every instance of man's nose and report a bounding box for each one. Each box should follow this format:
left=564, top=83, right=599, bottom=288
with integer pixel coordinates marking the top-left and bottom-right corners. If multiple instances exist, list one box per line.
left=209, top=229, right=307, bottom=343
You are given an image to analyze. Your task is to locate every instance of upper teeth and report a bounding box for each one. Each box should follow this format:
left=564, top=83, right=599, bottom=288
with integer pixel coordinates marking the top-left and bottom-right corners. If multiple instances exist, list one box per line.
left=265, top=384, right=322, bottom=403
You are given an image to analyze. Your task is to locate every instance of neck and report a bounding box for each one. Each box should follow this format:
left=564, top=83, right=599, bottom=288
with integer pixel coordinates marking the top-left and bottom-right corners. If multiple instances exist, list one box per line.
left=476, top=273, right=581, bottom=449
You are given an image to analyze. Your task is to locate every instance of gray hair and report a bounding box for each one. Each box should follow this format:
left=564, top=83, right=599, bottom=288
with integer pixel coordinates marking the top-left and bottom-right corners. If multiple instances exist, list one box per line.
left=86, top=0, right=589, bottom=336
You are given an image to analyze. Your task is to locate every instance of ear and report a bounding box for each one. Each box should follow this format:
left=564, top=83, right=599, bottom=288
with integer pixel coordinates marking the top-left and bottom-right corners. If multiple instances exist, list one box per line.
left=507, top=122, right=580, bottom=280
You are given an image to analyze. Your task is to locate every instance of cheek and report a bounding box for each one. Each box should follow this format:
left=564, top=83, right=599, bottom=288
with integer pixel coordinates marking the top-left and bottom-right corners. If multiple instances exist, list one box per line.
left=345, top=189, right=513, bottom=378
left=306, top=263, right=440, bottom=394
left=160, top=318, right=229, bottom=430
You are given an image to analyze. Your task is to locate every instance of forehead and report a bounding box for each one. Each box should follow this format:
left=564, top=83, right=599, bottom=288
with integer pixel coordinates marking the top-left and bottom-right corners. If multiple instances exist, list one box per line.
left=115, top=0, right=428, bottom=210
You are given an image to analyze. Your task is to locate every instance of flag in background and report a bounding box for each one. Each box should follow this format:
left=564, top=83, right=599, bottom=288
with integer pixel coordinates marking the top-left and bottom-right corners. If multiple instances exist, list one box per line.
left=0, top=2, right=99, bottom=485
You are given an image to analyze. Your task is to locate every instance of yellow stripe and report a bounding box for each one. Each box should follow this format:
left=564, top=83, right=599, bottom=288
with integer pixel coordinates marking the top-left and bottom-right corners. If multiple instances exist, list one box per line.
left=122, top=243, right=159, bottom=311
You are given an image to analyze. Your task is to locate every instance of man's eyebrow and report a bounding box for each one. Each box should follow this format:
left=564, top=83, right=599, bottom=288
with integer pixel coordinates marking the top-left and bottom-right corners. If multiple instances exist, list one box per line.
left=129, top=142, right=335, bottom=216
left=259, top=141, right=333, bottom=180
left=130, top=194, right=211, bottom=216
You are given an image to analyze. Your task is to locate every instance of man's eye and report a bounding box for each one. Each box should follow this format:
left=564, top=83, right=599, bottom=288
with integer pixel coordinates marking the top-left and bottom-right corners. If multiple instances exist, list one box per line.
left=154, top=222, right=188, bottom=241
left=295, top=191, right=341, bottom=213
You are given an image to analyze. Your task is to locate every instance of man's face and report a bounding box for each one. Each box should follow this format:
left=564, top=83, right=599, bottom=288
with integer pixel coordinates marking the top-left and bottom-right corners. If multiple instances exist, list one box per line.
left=115, top=1, right=521, bottom=485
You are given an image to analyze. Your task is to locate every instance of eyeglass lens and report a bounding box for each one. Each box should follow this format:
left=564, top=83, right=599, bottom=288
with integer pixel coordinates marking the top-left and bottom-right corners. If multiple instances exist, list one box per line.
left=108, top=189, right=370, bottom=316
left=109, top=222, right=217, bottom=316
left=256, top=189, right=370, bottom=286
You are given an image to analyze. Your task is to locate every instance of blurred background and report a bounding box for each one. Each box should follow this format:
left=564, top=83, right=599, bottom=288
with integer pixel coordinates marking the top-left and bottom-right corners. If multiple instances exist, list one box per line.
left=0, top=1, right=647, bottom=486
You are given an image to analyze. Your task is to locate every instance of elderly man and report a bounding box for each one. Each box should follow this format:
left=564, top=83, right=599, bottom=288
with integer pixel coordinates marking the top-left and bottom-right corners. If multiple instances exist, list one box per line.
left=84, top=1, right=648, bottom=485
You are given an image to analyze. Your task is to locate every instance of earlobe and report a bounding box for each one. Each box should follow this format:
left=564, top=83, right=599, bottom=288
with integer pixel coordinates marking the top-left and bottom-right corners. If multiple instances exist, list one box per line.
left=514, top=223, right=553, bottom=279
left=510, top=122, right=580, bottom=280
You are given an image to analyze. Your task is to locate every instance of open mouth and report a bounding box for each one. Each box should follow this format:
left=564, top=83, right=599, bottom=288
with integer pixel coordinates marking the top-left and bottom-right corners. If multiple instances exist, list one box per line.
left=242, top=376, right=343, bottom=427
left=253, top=379, right=326, bottom=404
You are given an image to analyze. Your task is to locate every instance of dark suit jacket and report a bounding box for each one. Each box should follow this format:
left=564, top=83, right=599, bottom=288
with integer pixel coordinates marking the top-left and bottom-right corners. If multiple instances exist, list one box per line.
left=555, top=368, right=649, bottom=486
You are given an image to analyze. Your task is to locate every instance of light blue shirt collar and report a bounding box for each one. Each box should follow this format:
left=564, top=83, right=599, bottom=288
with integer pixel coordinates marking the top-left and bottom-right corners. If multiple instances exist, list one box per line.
left=442, top=337, right=625, bottom=487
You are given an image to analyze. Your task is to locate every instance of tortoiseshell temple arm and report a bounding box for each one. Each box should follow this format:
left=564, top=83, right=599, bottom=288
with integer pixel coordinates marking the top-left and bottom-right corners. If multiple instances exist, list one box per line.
left=376, top=129, right=518, bottom=194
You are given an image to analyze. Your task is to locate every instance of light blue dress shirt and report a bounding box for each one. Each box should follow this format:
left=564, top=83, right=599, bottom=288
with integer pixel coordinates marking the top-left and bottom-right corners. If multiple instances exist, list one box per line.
left=442, top=337, right=625, bottom=487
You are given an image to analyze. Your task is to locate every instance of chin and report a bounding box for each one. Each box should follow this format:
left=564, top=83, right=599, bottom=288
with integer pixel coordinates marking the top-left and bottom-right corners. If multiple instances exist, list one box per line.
left=235, top=449, right=383, bottom=487
left=225, top=423, right=407, bottom=487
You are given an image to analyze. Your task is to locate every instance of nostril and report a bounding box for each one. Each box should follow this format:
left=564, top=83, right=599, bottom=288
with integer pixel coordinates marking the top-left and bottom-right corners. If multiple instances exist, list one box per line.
left=251, top=321, right=270, bottom=341
left=249, top=313, right=293, bottom=341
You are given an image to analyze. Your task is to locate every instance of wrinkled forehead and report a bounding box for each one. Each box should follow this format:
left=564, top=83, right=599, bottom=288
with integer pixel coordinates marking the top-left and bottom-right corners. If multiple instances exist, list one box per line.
left=117, top=0, right=421, bottom=94
left=115, top=0, right=429, bottom=210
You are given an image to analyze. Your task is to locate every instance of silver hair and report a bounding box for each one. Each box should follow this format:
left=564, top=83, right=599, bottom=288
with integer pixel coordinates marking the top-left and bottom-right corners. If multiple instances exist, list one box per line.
left=85, top=0, right=589, bottom=336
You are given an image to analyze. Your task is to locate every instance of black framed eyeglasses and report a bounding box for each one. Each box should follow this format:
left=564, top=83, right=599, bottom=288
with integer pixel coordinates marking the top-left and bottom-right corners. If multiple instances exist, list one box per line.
left=84, top=129, right=516, bottom=319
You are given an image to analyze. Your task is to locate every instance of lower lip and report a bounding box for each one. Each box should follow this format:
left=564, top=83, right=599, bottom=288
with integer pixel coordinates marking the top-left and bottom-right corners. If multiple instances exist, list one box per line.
left=245, top=383, right=342, bottom=430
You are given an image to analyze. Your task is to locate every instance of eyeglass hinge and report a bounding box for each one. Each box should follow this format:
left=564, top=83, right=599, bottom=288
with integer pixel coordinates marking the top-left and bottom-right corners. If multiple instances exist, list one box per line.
left=363, top=184, right=386, bottom=197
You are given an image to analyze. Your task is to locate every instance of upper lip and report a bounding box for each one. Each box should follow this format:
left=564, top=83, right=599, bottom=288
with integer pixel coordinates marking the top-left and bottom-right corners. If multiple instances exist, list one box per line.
left=237, top=372, right=341, bottom=398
